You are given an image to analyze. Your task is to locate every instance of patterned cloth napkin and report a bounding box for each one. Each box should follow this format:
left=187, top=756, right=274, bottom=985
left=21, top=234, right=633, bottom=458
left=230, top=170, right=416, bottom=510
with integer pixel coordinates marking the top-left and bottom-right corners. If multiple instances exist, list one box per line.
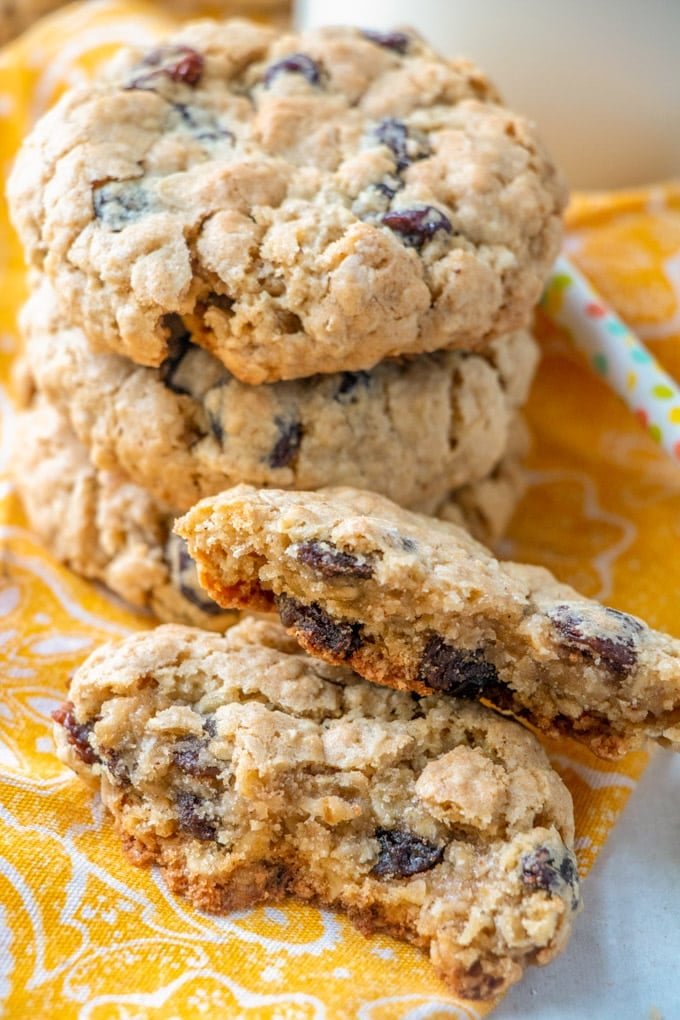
left=0, top=3, right=678, bottom=1016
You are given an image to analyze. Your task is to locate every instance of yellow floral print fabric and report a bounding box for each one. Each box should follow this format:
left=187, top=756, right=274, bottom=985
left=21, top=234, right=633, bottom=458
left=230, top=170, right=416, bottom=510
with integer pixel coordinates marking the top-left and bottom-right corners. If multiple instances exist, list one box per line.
left=0, top=3, right=678, bottom=1016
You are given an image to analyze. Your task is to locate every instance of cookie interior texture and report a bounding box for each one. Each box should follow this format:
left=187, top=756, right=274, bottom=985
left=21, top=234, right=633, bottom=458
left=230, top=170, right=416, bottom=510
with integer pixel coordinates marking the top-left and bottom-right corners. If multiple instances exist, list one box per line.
left=8, top=20, right=566, bottom=382
left=54, top=619, right=580, bottom=1002
left=176, top=485, right=680, bottom=758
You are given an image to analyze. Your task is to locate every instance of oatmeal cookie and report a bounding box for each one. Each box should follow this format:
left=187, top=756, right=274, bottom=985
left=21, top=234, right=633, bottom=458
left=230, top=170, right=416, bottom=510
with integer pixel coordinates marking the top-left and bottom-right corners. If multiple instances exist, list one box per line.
left=177, top=485, right=680, bottom=758
left=12, top=395, right=236, bottom=628
left=8, top=19, right=566, bottom=382
left=433, top=438, right=528, bottom=545
left=21, top=278, right=537, bottom=515
left=434, top=414, right=530, bottom=545
left=12, top=392, right=525, bottom=624
left=54, top=617, right=580, bottom=1002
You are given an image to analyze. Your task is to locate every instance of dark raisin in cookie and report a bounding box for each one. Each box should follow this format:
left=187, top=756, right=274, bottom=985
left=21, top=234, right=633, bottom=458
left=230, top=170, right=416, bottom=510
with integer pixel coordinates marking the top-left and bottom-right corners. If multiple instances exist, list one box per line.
left=8, top=20, right=566, bottom=382
left=177, top=485, right=680, bottom=758
left=22, top=277, right=537, bottom=519
left=54, top=617, right=580, bottom=1002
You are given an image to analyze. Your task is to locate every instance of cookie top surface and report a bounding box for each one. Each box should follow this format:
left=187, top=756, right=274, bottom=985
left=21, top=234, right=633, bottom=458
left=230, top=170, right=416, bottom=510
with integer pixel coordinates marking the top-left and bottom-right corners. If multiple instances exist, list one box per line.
left=55, top=617, right=579, bottom=1000
left=176, top=484, right=680, bottom=757
left=12, top=393, right=234, bottom=628
left=22, top=278, right=537, bottom=514
left=8, top=19, right=566, bottom=382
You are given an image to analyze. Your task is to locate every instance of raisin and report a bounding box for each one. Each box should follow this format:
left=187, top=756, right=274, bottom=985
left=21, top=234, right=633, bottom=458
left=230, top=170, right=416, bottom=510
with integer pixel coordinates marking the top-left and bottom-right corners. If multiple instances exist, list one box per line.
left=549, top=603, right=643, bottom=677
left=93, top=182, right=150, bottom=232
left=207, top=409, right=225, bottom=444
left=558, top=853, right=578, bottom=888
left=295, top=541, right=374, bottom=579
left=374, top=175, right=402, bottom=201
left=374, top=118, right=409, bottom=170
left=521, top=845, right=581, bottom=909
left=373, top=118, right=430, bottom=172
left=417, top=636, right=498, bottom=697
left=172, top=102, right=234, bottom=145
left=175, top=790, right=218, bottom=841
left=173, top=737, right=220, bottom=779
left=267, top=418, right=303, bottom=468
left=381, top=206, right=452, bottom=248
left=51, top=702, right=98, bottom=765
left=264, top=54, right=321, bottom=88
left=127, top=45, right=204, bottom=89
left=333, top=371, right=371, bottom=403
left=352, top=176, right=403, bottom=222
left=521, top=846, right=555, bottom=890
left=275, top=594, right=364, bottom=659
left=100, top=749, right=131, bottom=785
left=361, top=29, right=411, bottom=54
left=165, top=533, right=225, bottom=616
left=371, top=827, right=443, bottom=878
left=158, top=315, right=192, bottom=394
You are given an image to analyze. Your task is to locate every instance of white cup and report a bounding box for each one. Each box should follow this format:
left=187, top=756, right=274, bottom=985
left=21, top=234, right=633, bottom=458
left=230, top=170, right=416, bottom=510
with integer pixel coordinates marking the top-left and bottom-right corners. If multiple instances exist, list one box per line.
left=294, top=0, right=680, bottom=190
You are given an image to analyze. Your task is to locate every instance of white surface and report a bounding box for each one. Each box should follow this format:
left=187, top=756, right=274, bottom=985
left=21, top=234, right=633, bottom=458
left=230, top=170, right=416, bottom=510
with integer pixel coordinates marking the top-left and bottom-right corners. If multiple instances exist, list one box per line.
left=295, top=0, right=680, bottom=189
left=496, top=748, right=680, bottom=1020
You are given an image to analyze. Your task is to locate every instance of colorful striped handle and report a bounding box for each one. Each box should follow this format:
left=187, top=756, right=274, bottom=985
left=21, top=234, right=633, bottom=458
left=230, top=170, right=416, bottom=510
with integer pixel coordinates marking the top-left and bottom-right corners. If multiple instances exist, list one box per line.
left=542, top=254, right=680, bottom=462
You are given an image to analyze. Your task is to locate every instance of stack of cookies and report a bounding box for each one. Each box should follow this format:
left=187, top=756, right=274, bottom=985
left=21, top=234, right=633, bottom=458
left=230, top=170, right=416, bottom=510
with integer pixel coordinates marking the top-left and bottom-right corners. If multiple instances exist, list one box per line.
left=51, top=481, right=680, bottom=1000
left=8, top=18, right=564, bottom=627
left=5, top=17, right=624, bottom=1004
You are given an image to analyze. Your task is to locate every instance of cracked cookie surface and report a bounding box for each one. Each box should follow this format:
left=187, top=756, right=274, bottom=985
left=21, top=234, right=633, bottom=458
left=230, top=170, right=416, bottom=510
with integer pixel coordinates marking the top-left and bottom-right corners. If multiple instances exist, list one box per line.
left=8, top=20, right=566, bottom=382
left=177, top=485, right=680, bottom=757
left=21, top=277, right=537, bottom=516
left=54, top=617, right=580, bottom=1002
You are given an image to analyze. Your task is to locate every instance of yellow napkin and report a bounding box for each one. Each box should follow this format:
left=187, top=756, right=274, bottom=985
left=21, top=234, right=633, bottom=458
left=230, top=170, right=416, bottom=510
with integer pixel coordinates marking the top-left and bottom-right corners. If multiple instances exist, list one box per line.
left=0, top=3, right=678, bottom=1016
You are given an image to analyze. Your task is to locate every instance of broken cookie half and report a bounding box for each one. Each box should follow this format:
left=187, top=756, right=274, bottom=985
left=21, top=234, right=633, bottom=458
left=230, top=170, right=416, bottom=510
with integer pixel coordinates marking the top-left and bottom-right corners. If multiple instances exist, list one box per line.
left=53, top=618, right=580, bottom=1003
left=176, top=485, right=680, bottom=758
